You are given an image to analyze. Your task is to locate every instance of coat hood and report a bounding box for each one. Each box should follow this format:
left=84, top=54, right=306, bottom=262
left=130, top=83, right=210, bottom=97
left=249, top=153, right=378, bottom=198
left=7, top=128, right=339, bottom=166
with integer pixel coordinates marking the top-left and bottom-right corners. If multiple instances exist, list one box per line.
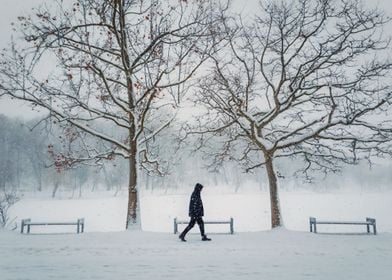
left=194, top=183, right=204, bottom=192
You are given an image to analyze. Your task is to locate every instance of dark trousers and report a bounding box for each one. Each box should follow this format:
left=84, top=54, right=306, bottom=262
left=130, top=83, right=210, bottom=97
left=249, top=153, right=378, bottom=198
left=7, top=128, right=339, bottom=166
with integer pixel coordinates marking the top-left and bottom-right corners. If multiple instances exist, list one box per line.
left=180, top=216, right=205, bottom=237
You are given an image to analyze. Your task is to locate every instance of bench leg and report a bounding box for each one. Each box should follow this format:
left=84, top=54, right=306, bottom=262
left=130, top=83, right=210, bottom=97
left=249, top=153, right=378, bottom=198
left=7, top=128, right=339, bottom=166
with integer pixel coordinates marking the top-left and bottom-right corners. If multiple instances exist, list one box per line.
left=310, top=222, right=313, bottom=233
left=230, top=218, right=234, bottom=234
left=174, top=218, right=178, bottom=234
left=21, top=221, right=24, bottom=234
left=373, top=224, right=377, bottom=235
left=27, top=224, right=31, bottom=234
left=367, top=224, right=370, bottom=234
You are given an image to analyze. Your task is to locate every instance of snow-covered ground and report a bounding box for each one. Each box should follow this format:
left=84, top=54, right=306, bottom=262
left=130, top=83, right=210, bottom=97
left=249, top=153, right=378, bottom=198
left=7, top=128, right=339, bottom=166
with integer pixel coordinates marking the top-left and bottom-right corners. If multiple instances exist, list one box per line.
left=141, top=191, right=392, bottom=233
left=2, top=191, right=392, bottom=279
left=7, top=191, right=392, bottom=233
left=1, top=228, right=391, bottom=280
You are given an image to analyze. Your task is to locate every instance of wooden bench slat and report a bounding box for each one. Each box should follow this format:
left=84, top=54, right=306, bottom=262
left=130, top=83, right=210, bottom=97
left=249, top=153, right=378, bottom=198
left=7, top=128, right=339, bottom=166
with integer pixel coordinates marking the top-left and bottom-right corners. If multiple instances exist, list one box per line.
left=316, top=221, right=372, bottom=225
left=25, top=222, right=80, bottom=226
left=176, top=220, right=231, bottom=224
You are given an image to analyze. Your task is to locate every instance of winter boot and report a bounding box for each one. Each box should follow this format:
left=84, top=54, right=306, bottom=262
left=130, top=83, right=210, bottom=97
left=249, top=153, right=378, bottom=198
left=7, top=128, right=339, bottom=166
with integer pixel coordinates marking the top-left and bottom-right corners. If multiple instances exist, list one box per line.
left=201, top=235, right=211, bottom=241
left=179, top=234, right=186, bottom=242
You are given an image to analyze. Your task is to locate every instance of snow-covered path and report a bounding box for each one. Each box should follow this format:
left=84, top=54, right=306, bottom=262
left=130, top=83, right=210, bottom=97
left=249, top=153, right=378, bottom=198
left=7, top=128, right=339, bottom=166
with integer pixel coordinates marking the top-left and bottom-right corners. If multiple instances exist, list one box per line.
left=1, top=229, right=391, bottom=280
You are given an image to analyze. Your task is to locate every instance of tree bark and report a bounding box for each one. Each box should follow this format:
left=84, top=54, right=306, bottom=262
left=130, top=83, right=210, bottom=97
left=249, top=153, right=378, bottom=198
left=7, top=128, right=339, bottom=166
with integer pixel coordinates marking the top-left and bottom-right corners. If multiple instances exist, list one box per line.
left=265, top=154, right=282, bottom=228
left=126, top=141, right=138, bottom=228
left=52, top=182, right=60, bottom=198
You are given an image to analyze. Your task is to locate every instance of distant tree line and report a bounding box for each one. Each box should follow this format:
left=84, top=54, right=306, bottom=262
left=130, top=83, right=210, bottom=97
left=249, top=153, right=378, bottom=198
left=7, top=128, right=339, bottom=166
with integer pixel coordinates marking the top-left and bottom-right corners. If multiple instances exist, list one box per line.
left=0, top=114, right=129, bottom=196
left=0, top=114, right=265, bottom=197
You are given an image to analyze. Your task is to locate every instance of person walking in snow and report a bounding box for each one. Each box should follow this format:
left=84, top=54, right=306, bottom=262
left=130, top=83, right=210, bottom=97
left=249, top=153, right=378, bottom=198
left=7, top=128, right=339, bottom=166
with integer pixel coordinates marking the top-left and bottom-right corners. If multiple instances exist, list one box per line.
left=179, top=183, right=211, bottom=242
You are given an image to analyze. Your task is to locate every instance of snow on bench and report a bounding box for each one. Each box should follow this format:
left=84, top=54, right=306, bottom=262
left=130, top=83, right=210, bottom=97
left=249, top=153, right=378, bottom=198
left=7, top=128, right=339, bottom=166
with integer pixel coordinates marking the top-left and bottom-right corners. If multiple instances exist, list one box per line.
left=174, top=217, right=234, bottom=234
left=309, top=217, right=377, bottom=235
left=21, top=218, right=85, bottom=234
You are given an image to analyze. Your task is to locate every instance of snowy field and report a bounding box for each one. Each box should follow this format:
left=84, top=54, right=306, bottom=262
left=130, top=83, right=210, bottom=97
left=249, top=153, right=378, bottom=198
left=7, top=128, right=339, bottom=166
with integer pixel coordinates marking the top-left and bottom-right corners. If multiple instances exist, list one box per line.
left=7, top=191, right=392, bottom=233
left=1, top=191, right=392, bottom=279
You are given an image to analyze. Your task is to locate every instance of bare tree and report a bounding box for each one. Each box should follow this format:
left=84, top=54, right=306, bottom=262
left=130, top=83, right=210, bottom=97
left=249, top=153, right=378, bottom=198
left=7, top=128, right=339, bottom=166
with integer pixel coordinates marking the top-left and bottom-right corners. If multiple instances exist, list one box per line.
left=0, top=0, right=226, bottom=227
left=191, top=0, right=392, bottom=228
left=25, top=120, right=49, bottom=192
left=0, top=188, right=19, bottom=228
left=0, top=115, right=31, bottom=191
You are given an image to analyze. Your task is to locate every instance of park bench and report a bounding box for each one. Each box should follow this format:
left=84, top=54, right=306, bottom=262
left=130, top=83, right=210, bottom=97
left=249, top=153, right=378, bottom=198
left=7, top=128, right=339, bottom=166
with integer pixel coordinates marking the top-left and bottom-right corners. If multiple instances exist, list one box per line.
left=309, top=217, right=377, bottom=235
left=174, top=217, right=234, bottom=234
left=21, top=218, right=85, bottom=234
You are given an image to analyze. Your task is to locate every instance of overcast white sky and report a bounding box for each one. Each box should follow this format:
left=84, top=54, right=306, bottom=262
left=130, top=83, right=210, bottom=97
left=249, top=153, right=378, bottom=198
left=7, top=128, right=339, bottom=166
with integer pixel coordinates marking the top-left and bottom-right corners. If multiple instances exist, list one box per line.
left=0, top=0, right=391, bottom=119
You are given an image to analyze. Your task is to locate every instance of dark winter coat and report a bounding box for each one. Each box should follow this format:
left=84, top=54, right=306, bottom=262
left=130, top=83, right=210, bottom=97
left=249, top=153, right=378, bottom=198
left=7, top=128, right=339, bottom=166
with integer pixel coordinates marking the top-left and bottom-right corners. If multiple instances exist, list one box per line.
left=188, top=183, right=204, bottom=217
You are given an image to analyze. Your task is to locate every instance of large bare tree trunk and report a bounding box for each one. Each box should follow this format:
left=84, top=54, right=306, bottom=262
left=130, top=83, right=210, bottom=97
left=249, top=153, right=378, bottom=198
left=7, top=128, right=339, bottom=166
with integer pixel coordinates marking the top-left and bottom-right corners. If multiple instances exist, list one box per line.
left=265, top=154, right=282, bottom=228
left=126, top=141, right=138, bottom=228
